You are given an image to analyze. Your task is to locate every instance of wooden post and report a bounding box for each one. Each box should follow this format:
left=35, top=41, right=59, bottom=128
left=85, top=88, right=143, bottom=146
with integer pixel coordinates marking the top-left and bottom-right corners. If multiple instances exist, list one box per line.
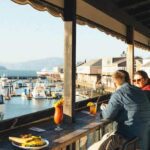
left=63, top=0, right=76, bottom=123
left=126, top=26, right=134, bottom=83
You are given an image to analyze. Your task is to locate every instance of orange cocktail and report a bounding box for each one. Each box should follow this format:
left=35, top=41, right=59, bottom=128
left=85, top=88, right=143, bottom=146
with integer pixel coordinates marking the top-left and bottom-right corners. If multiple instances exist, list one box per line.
left=54, top=105, right=63, bottom=125
left=87, top=102, right=97, bottom=115
left=90, top=104, right=97, bottom=115
left=54, top=99, right=64, bottom=131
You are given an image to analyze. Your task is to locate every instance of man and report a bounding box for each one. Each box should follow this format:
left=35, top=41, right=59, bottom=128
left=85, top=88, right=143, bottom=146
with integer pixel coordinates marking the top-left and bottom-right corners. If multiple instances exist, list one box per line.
left=89, top=70, right=150, bottom=150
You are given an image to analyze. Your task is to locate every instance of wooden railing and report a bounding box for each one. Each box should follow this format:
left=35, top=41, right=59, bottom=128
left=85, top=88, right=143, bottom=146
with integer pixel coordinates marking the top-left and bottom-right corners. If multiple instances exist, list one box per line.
left=0, top=94, right=111, bottom=133
left=51, top=120, right=115, bottom=150
left=0, top=94, right=113, bottom=150
left=50, top=94, right=112, bottom=150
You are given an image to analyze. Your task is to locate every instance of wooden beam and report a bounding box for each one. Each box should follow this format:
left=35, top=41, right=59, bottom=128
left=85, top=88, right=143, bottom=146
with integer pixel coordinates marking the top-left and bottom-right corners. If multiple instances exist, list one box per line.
left=146, top=24, right=150, bottom=28
left=63, top=0, right=76, bottom=123
left=141, top=18, right=150, bottom=24
left=121, top=0, right=149, bottom=10
left=128, top=4, right=150, bottom=16
left=126, top=26, right=134, bottom=83
left=133, top=9, right=150, bottom=17
left=126, top=26, right=134, bottom=44
left=136, top=12, right=150, bottom=21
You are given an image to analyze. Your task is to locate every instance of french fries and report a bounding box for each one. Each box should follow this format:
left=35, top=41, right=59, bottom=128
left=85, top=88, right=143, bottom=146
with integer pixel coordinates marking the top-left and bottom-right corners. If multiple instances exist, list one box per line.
left=9, top=134, right=46, bottom=147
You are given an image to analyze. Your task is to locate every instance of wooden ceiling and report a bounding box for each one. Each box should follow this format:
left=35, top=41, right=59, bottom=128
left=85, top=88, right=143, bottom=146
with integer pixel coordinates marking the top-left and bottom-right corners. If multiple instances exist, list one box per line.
left=113, top=0, right=150, bottom=28
left=84, top=0, right=150, bottom=38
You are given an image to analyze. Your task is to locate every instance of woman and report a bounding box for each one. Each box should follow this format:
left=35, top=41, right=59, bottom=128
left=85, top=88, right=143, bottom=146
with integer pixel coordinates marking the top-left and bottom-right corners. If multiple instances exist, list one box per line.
left=134, top=71, right=150, bottom=150
left=134, top=70, right=150, bottom=90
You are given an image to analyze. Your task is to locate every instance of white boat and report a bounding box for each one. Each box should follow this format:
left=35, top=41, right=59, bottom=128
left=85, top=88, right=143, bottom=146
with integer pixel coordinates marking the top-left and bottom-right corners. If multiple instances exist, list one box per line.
left=37, top=68, right=51, bottom=77
left=32, top=82, right=47, bottom=99
left=0, top=74, right=9, bottom=88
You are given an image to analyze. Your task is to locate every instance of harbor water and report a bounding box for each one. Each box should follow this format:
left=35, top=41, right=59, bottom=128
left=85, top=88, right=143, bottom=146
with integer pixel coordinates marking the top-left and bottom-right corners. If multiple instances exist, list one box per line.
left=0, top=70, right=88, bottom=121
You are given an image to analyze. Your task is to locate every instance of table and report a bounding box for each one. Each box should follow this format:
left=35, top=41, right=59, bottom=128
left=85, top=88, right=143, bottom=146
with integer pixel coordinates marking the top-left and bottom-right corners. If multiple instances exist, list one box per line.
left=0, top=111, right=111, bottom=150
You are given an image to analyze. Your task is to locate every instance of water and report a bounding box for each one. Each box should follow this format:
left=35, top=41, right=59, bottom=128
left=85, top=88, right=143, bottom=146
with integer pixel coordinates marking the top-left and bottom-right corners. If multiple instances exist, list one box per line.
left=0, top=69, right=36, bottom=77
left=0, top=70, right=88, bottom=121
left=2, top=97, right=56, bottom=120
left=0, top=69, right=56, bottom=120
left=0, top=85, right=87, bottom=121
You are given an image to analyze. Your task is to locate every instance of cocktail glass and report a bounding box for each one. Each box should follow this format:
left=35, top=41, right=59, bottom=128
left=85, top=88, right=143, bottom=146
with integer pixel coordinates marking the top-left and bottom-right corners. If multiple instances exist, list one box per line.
left=54, top=105, right=63, bottom=131
left=89, top=104, right=97, bottom=115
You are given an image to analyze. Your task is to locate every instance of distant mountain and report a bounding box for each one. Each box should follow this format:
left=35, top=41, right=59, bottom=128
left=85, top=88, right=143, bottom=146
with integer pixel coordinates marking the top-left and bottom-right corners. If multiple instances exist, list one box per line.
left=0, top=66, right=7, bottom=70
left=0, top=57, right=64, bottom=71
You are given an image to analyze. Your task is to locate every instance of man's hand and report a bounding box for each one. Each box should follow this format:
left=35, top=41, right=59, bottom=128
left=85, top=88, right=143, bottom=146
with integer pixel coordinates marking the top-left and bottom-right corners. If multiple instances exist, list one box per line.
left=100, top=103, right=108, bottom=110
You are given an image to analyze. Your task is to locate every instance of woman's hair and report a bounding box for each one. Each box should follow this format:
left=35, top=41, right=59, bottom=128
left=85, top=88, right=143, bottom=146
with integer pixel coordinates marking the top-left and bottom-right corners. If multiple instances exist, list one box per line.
left=135, top=70, right=149, bottom=79
left=113, top=70, right=130, bottom=84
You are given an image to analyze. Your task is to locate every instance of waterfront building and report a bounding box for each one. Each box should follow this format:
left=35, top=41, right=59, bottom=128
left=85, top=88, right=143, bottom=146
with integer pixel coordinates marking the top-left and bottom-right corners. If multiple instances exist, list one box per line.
left=102, top=56, right=142, bottom=88
left=52, top=66, right=63, bottom=74
left=76, top=59, right=102, bottom=89
left=142, top=57, right=150, bottom=77
left=52, top=66, right=64, bottom=81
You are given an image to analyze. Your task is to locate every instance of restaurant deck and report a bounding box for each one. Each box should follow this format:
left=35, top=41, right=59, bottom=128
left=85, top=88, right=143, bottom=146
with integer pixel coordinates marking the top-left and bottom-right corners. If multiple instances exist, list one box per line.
left=0, top=111, right=113, bottom=150
left=0, top=95, right=113, bottom=150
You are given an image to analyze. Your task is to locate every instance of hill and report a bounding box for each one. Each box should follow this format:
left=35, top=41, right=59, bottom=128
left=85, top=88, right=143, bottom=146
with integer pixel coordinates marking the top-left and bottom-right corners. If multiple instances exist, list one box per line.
left=0, top=66, right=7, bottom=70
left=0, top=57, right=64, bottom=71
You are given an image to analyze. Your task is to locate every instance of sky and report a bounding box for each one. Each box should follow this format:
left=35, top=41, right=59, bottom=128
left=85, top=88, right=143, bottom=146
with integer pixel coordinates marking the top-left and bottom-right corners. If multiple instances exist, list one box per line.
left=0, top=0, right=149, bottom=63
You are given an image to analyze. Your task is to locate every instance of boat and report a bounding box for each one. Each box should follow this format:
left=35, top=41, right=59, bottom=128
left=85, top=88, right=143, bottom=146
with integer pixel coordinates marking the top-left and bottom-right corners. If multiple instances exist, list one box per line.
left=0, top=74, right=10, bottom=88
left=32, top=82, right=47, bottom=99
left=48, top=87, right=63, bottom=99
left=4, top=87, right=11, bottom=100
left=26, top=94, right=32, bottom=100
left=37, top=68, right=51, bottom=77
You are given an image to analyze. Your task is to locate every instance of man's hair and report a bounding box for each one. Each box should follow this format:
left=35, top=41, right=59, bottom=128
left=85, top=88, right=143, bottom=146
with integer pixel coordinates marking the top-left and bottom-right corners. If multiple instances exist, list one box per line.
left=113, top=70, right=130, bottom=84
left=135, top=70, right=149, bottom=79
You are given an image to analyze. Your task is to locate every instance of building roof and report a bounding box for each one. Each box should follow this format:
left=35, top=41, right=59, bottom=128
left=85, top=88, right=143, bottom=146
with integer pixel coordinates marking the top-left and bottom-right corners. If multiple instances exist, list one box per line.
left=112, top=56, right=142, bottom=66
left=113, top=57, right=125, bottom=63
left=76, top=61, right=86, bottom=67
left=80, top=59, right=102, bottom=67
left=142, top=61, right=150, bottom=67
left=118, top=61, right=126, bottom=67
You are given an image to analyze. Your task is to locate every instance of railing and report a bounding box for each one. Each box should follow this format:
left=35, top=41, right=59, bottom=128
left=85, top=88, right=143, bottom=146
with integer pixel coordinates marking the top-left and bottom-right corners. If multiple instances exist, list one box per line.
left=51, top=120, right=115, bottom=150
left=0, top=94, right=111, bottom=133
left=50, top=94, right=112, bottom=150
left=0, top=94, right=113, bottom=150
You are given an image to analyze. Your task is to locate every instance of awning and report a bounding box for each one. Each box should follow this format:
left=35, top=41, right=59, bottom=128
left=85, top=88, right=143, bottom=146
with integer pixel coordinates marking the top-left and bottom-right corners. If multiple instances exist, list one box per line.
left=11, top=0, right=150, bottom=51
left=12, top=0, right=63, bottom=18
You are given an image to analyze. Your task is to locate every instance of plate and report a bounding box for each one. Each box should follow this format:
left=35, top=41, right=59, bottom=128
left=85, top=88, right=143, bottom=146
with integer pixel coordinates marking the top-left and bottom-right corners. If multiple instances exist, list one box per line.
left=12, top=139, right=49, bottom=150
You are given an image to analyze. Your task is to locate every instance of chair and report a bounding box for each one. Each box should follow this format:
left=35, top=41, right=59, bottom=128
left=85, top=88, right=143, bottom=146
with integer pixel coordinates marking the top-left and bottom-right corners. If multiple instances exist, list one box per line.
left=121, top=137, right=139, bottom=150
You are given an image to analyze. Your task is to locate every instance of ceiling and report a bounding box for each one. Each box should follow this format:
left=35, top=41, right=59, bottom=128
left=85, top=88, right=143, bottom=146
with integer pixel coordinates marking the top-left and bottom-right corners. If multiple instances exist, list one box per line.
left=113, top=0, right=150, bottom=35
left=85, top=0, right=150, bottom=38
